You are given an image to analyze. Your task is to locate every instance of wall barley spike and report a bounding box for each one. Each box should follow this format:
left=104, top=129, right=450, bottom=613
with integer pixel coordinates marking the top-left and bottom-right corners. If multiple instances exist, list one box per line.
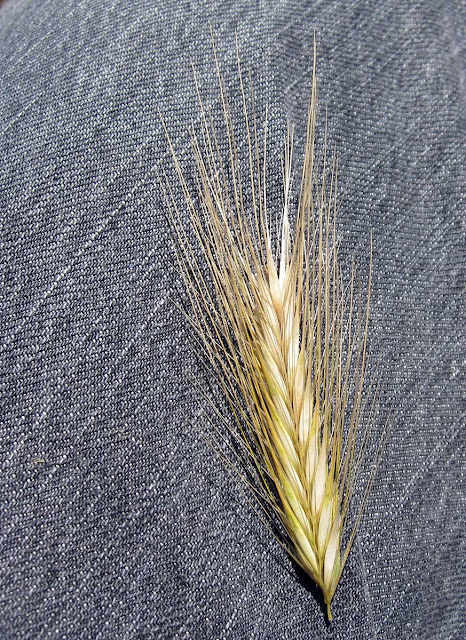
left=162, top=36, right=382, bottom=621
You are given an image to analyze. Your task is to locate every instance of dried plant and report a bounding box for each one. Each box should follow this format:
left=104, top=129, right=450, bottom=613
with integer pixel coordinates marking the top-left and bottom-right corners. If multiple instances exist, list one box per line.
left=161, top=37, right=381, bottom=621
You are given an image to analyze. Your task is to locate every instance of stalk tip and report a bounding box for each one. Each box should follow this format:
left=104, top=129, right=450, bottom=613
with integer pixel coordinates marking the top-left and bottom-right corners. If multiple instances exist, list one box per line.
left=326, top=602, right=333, bottom=622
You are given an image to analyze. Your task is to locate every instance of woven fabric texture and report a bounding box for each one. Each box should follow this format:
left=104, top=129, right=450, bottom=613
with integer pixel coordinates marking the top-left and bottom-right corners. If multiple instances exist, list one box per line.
left=1, top=1, right=465, bottom=638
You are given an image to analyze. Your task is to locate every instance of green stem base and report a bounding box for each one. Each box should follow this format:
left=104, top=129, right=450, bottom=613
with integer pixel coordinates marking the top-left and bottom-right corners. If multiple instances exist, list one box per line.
left=326, top=601, right=333, bottom=622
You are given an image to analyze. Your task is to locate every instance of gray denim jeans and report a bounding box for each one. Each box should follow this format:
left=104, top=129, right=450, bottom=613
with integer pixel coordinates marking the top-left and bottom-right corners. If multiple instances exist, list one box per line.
left=1, top=1, right=464, bottom=638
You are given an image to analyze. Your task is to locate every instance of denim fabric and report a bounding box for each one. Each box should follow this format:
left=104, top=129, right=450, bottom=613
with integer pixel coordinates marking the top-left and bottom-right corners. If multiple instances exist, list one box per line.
left=1, top=1, right=464, bottom=638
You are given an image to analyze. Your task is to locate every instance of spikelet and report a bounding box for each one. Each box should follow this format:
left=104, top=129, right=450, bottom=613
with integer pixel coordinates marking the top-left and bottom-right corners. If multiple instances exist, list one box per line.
left=162, top=37, right=378, bottom=621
